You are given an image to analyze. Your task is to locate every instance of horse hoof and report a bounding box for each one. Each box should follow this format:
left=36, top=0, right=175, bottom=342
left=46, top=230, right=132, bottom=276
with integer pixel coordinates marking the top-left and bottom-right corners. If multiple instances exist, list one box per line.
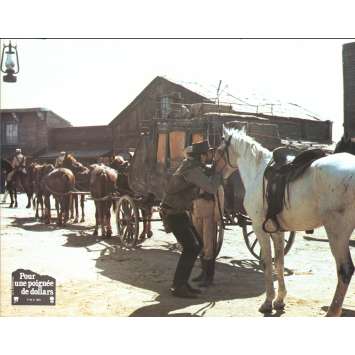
left=325, top=309, right=342, bottom=317
left=93, top=230, right=98, bottom=236
left=73, top=219, right=78, bottom=224
left=147, top=231, right=153, bottom=238
left=258, top=303, right=273, bottom=314
left=273, top=300, right=285, bottom=311
left=80, top=218, right=85, bottom=223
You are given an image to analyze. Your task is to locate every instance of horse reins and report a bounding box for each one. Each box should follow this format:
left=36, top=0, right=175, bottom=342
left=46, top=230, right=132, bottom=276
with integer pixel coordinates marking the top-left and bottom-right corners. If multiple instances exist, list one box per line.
left=214, top=136, right=239, bottom=171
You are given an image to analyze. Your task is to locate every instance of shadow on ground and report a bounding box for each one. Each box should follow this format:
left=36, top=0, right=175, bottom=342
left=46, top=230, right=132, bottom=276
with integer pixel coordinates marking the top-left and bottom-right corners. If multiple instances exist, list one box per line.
left=79, top=237, right=266, bottom=316
left=62, top=231, right=123, bottom=251
left=321, top=306, right=355, bottom=317
left=303, top=235, right=355, bottom=247
left=59, top=232, right=300, bottom=316
left=9, top=216, right=93, bottom=233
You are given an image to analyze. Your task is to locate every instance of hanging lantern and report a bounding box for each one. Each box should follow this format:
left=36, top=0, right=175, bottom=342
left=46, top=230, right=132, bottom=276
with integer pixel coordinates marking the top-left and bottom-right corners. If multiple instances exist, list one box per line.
left=1, top=41, right=19, bottom=83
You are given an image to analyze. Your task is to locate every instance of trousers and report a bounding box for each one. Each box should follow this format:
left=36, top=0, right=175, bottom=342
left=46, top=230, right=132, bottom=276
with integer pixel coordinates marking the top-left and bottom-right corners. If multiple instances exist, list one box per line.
left=192, top=198, right=216, bottom=260
left=166, top=212, right=202, bottom=288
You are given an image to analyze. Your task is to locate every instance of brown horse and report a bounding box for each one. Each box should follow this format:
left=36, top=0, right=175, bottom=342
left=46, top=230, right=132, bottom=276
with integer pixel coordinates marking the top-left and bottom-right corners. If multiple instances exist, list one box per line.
left=61, top=154, right=90, bottom=223
left=31, top=163, right=55, bottom=220
left=42, top=168, right=75, bottom=225
left=90, top=164, right=117, bottom=238
left=110, top=155, right=153, bottom=241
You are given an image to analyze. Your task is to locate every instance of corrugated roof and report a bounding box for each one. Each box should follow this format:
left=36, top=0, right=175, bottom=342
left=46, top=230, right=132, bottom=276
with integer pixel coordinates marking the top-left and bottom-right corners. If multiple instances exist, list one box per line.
left=166, top=78, right=325, bottom=122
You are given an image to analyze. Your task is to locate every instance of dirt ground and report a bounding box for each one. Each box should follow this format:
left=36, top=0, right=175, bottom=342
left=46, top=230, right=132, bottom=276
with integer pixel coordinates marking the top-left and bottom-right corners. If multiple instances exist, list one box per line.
left=1, top=194, right=354, bottom=317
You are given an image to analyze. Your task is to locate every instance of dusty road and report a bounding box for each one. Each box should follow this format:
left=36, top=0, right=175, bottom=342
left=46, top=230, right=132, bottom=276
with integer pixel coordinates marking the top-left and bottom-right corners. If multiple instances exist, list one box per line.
left=1, top=194, right=354, bottom=317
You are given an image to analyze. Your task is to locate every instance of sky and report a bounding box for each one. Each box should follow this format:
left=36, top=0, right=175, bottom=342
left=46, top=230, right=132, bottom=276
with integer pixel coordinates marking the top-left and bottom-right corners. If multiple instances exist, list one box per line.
left=0, top=38, right=350, bottom=141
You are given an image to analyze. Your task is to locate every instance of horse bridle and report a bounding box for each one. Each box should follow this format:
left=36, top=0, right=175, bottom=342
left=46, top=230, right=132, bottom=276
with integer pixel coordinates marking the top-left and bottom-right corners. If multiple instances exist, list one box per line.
left=215, top=135, right=239, bottom=170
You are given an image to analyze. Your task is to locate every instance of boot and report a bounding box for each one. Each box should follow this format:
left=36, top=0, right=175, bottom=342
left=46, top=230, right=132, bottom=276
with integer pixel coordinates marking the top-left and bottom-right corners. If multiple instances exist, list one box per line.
left=198, top=259, right=215, bottom=287
left=186, top=282, right=202, bottom=294
left=192, top=259, right=207, bottom=282
left=170, top=284, right=198, bottom=299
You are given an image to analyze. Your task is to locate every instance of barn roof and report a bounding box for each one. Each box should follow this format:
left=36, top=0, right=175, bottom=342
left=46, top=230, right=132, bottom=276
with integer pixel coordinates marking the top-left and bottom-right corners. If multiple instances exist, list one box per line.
left=0, top=107, right=49, bottom=113
left=165, top=77, right=326, bottom=122
left=0, top=107, right=72, bottom=125
left=109, top=76, right=210, bottom=126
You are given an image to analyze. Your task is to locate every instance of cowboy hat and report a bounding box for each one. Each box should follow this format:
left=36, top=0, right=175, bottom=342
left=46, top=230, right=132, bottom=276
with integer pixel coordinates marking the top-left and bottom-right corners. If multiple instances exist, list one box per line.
left=191, top=140, right=213, bottom=155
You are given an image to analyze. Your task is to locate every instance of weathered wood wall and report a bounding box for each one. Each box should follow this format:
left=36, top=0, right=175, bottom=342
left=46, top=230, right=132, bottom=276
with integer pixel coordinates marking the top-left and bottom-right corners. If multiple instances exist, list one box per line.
left=110, top=77, right=208, bottom=153
left=48, top=125, right=112, bottom=151
left=0, top=109, right=71, bottom=158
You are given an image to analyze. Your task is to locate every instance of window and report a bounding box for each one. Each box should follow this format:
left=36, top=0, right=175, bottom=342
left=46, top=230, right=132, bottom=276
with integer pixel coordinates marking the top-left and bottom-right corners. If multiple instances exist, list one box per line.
left=161, top=96, right=171, bottom=119
left=5, top=123, right=18, bottom=144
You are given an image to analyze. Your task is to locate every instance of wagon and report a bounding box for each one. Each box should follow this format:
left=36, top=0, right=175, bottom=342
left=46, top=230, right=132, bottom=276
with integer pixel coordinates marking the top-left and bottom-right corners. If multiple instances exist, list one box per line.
left=115, top=112, right=297, bottom=260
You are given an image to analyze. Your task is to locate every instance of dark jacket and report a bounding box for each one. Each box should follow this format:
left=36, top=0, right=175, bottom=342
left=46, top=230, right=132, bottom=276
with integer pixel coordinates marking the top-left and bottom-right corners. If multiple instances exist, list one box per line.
left=162, top=157, right=223, bottom=214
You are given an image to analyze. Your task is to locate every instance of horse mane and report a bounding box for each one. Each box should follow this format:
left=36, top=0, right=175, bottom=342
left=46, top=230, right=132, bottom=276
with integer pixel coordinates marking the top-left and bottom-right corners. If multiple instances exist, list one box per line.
left=64, top=154, right=87, bottom=170
left=224, top=127, right=272, bottom=163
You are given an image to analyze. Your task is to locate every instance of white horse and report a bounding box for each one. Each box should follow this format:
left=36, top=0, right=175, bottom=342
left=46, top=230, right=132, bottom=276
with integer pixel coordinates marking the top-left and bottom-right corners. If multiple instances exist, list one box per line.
left=214, top=127, right=355, bottom=316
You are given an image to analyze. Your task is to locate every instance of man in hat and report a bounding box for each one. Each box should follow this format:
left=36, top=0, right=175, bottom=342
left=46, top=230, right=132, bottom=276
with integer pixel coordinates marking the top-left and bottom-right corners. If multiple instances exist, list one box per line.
left=55, top=151, right=66, bottom=168
left=7, top=148, right=26, bottom=184
left=161, top=140, right=225, bottom=298
left=11, top=148, right=26, bottom=172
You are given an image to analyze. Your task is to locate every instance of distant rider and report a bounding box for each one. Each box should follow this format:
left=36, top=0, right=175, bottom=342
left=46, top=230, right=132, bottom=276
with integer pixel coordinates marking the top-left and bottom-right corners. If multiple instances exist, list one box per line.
left=7, top=148, right=26, bottom=183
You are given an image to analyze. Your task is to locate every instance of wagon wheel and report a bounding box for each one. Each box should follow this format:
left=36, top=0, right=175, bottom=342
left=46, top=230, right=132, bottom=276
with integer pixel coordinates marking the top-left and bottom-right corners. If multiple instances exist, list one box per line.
left=116, top=195, right=140, bottom=248
left=214, top=222, right=224, bottom=258
left=242, top=224, right=296, bottom=261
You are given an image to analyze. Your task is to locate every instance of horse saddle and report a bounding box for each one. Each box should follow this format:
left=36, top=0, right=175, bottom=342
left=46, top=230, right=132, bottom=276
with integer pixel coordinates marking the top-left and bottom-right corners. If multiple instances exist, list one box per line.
left=263, top=148, right=327, bottom=233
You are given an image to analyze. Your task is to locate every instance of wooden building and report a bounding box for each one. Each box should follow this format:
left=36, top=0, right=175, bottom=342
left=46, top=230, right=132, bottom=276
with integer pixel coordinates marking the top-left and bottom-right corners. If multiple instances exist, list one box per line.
left=109, top=76, right=211, bottom=153
left=38, top=125, right=113, bottom=164
left=0, top=108, right=71, bottom=159
left=110, top=76, right=333, bottom=154
left=203, top=111, right=332, bottom=147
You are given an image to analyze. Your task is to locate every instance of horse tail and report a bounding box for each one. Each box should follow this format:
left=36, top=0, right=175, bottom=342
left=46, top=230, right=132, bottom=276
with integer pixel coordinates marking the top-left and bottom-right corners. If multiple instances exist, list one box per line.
left=100, top=170, right=108, bottom=199
left=93, top=169, right=108, bottom=204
